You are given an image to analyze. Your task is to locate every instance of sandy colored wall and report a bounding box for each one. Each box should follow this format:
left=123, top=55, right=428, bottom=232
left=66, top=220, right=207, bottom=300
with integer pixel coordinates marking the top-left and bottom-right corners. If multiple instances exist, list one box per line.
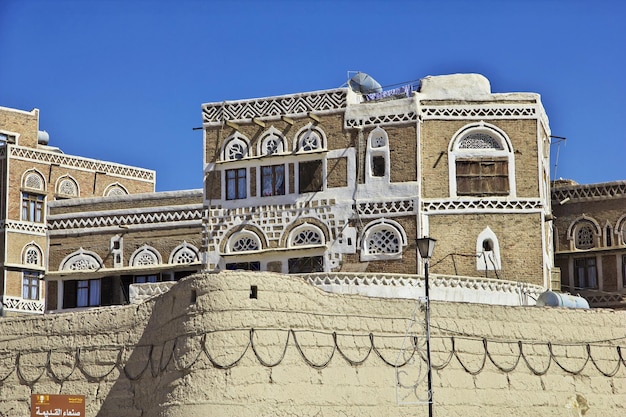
left=0, top=271, right=624, bottom=417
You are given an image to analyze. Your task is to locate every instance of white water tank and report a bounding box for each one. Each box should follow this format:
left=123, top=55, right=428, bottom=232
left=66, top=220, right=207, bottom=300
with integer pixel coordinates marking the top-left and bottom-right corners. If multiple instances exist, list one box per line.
left=536, top=291, right=589, bottom=309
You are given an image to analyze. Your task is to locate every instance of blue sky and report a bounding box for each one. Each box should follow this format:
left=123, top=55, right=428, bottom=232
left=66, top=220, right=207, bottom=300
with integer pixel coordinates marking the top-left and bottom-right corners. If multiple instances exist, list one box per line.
left=1, top=0, right=624, bottom=192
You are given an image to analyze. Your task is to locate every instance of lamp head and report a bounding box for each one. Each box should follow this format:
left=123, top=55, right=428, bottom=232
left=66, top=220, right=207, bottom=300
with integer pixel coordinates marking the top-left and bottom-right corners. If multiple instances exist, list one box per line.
left=416, top=237, right=437, bottom=259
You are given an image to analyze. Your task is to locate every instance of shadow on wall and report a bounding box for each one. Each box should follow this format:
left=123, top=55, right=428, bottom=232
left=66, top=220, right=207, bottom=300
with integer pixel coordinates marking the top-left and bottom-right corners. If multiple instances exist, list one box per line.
left=96, top=277, right=203, bottom=416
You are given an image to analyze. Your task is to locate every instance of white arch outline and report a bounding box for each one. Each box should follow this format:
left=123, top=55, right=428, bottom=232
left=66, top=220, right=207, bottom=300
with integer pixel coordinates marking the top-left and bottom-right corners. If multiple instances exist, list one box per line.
left=476, top=227, right=501, bottom=271
left=129, top=245, right=162, bottom=266
left=448, top=122, right=516, bottom=198
left=360, top=218, right=407, bottom=261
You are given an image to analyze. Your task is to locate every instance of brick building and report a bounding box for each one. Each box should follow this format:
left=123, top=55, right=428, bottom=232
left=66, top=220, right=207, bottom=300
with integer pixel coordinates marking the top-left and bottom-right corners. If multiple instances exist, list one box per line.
left=45, top=189, right=204, bottom=311
left=552, top=179, right=626, bottom=308
left=0, top=106, right=155, bottom=314
left=202, top=73, right=556, bottom=290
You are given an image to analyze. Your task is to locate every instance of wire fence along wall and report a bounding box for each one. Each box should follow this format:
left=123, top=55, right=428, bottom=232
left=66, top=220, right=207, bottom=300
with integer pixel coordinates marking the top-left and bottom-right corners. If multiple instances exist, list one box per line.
left=1, top=327, right=625, bottom=388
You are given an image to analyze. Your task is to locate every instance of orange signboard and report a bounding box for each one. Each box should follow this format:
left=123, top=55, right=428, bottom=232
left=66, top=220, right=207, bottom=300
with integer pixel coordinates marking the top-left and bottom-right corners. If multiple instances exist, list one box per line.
left=31, top=394, right=85, bottom=417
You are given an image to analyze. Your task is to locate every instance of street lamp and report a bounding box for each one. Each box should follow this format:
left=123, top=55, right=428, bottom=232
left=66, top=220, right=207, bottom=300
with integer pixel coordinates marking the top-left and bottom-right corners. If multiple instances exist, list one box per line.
left=416, top=236, right=436, bottom=417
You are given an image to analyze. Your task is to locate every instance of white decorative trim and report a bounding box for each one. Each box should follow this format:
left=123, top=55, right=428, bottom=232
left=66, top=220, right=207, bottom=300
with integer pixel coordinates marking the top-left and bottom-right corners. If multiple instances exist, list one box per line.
left=421, top=105, right=537, bottom=120
left=345, top=111, right=417, bottom=128
left=48, top=206, right=204, bottom=230
left=301, top=272, right=544, bottom=306
left=2, top=296, right=45, bottom=313
left=355, top=199, right=416, bottom=217
left=129, top=281, right=176, bottom=304
left=552, top=181, right=626, bottom=202
left=10, top=146, right=155, bottom=181
left=422, top=199, right=542, bottom=213
left=1, top=220, right=47, bottom=235
left=202, top=88, right=347, bottom=125
left=59, top=248, right=103, bottom=271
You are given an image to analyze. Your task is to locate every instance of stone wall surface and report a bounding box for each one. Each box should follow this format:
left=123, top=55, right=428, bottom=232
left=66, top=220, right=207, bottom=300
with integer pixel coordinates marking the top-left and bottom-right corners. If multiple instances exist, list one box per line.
left=0, top=271, right=624, bottom=417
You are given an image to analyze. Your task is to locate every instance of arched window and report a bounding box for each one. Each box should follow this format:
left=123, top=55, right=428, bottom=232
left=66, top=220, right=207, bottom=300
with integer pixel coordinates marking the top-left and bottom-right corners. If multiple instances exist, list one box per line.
left=130, top=245, right=162, bottom=266
left=295, top=124, right=325, bottom=153
left=366, top=127, right=390, bottom=181
left=23, top=244, right=43, bottom=267
left=169, top=241, right=200, bottom=264
left=568, top=218, right=600, bottom=250
left=618, top=215, right=626, bottom=246
left=360, top=219, right=407, bottom=261
left=258, top=127, right=286, bottom=156
left=448, top=123, right=515, bottom=198
left=21, top=170, right=46, bottom=223
left=56, top=176, right=79, bottom=198
left=59, top=248, right=103, bottom=271
left=576, top=225, right=595, bottom=249
left=227, top=231, right=262, bottom=253
left=23, top=170, right=45, bottom=191
left=223, top=134, right=250, bottom=160
left=476, top=227, right=502, bottom=272
left=104, top=183, right=128, bottom=196
left=289, top=224, right=325, bottom=248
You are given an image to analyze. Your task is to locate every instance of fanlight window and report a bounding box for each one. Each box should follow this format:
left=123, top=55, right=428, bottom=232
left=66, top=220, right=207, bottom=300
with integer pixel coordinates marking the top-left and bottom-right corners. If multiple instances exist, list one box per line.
left=367, top=228, right=400, bottom=254
left=170, top=242, right=199, bottom=264
left=24, top=171, right=45, bottom=190
left=60, top=248, right=103, bottom=271
left=449, top=124, right=514, bottom=198
left=227, top=231, right=262, bottom=253
left=458, top=133, right=504, bottom=150
left=130, top=245, right=162, bottom=266
left=260, top=129, right=285, bottom=155
left=575, top=224, right=595, bottom=250
left=57, top=177, right=79, bottom=197
left=296, top=125, right=325, bottom=152
left=105, top=184, right=128, bottom=196
left=290, top=225, right=324, bottom=247
left=361, top=219, right=407, bottom=261
left=224, top=136, right=249, bottom=160
left=24, top=245, right=41, bottom=266
left=232, top=236, right=260, bottom=252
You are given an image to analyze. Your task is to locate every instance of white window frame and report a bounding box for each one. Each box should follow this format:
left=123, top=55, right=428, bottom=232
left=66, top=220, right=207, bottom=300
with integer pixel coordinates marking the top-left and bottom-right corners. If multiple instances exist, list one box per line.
left=360, top=219, right=407, bottom=261
left=448, top=122, right=516, bottom=198
left=476, top=227, right=502, bottom=271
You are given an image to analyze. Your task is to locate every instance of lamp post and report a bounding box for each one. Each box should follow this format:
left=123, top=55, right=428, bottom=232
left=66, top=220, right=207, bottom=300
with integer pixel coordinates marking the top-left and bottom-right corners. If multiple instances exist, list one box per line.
left=416, top=236, right=436, bottom=417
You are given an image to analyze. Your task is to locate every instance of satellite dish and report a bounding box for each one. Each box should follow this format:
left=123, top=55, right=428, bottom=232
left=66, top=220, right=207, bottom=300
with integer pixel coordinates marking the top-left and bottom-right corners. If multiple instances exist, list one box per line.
left=348, top=72, right=383, bottom=94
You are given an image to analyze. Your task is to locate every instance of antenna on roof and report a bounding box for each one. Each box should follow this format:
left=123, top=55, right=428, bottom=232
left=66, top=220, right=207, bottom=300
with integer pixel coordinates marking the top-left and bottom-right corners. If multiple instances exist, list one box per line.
left=550, top=135, right=567, bottom=181
left=347, top=71, right=383, bottom=95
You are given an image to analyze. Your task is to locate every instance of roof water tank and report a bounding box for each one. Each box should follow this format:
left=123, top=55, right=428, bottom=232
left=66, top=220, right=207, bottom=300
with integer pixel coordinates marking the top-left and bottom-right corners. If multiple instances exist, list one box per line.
left=536, top=291, right=589, bottom=309
left=38, top=130, right=49, bottom=145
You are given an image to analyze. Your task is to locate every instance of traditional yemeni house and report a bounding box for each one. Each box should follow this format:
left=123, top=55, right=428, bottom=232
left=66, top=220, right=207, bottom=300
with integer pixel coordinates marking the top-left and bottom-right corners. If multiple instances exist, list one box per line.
left=201, top=73, right=556, bottom=303
left=0, top=106, right=155, bottom=315
left=552, top=179, right=626, bottom=308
